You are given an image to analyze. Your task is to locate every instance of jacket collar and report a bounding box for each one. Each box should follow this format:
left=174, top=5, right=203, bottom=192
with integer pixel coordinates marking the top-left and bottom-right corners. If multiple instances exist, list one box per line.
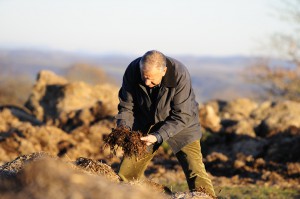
left=161, top=57, right=176, bottom=88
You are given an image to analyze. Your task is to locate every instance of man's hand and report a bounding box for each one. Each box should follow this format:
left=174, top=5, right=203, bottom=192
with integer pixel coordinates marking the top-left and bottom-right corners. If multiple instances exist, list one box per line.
left=141, top=135, right=157, bottom=146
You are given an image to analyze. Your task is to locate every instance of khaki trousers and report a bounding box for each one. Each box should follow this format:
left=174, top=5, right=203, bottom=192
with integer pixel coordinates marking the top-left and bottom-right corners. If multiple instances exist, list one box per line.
left=118, top=140, right=216, bottom=197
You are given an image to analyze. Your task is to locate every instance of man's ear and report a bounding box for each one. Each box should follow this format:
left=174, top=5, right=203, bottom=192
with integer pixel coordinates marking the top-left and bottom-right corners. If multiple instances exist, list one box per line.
left=162, top=67, right=167, bottom=76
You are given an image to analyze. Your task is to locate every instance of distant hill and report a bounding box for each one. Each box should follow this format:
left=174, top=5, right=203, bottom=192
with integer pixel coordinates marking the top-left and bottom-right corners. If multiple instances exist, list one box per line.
left=0, top=48, right=262, bottom=102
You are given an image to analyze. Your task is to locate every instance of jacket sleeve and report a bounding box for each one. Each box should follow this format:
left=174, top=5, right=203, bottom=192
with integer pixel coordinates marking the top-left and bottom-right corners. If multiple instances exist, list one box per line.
left=115, top=66, right=135, bottom=129
left=157, top=69, right=195, bottom=141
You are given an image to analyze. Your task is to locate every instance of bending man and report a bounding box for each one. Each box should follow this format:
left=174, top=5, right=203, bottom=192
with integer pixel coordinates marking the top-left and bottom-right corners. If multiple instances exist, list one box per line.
left=116, top=50, right=215, bottom=197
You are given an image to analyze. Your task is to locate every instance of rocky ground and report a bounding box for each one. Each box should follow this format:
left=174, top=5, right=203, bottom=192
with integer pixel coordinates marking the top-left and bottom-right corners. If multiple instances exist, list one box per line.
left=199, top=98, right=300, bottom=189
left=0, top=70, right=299, bottom=198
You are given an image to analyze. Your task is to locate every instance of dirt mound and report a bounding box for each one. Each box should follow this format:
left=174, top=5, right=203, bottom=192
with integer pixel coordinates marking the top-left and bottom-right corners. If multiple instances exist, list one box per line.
left=254, top=101, right=300, bottom=137
left=200, top=99, right=300, bottom=137
left=25, top=70, right=118, bottom=132
left=199, top=104, right=221, bottom=133
left=202, top=130, right=300, bottom=186
left=0, top=110, right=72, bottom=163
left=0, top=105, right=43, bottom=126
left=0, top=153, right=191, bottom=198
left=75, top=157, right=120, bottom=182
left=0, top=107, right=115, bottom=165
left=0, top=155, right=165, bottom=199
left=0, top=152, right=52, bottom=176
left=199, top=99, right=300, bottom=188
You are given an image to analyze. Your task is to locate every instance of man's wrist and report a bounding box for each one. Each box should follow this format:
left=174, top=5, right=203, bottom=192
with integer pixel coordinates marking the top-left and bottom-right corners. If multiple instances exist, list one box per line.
left=151, top=132, right=163, bottom=144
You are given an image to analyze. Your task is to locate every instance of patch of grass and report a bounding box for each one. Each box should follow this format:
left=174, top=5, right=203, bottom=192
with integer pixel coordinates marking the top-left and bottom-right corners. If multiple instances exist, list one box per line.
left=215, top=185, right=300, bottom=199
left=200, top=129, right=214, bottom=142
left=165, top=181, right=188, bottom=193
left=161, top=141, right=172, bottom=154
left=162, top=181, right=300, bottom=199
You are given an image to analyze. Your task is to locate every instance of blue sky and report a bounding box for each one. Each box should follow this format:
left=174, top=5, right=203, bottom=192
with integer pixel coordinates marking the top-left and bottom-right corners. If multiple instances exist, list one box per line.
left=0, top=0, right=291, bottom=56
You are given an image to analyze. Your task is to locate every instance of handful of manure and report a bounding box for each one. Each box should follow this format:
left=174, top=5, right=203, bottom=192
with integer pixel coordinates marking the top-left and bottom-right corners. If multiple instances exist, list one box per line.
left=104, top=127, right=148, bottom=158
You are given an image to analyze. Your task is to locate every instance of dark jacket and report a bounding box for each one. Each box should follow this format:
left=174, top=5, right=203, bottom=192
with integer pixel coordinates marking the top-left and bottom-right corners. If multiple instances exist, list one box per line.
left=116, top=56, right=201, bottom=153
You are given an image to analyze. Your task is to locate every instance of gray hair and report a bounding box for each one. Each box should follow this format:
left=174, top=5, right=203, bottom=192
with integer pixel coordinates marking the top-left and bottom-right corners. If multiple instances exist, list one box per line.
left=139, top=50, right=166, bottom=72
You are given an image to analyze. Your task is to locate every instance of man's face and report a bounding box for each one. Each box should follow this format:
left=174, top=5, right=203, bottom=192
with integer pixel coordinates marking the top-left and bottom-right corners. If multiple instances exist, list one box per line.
left=140, top=65, right=167, bottom=88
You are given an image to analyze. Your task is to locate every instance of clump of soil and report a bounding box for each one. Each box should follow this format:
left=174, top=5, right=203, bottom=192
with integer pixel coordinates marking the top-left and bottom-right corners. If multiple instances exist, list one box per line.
left=104, top=127, right=147, bottom=158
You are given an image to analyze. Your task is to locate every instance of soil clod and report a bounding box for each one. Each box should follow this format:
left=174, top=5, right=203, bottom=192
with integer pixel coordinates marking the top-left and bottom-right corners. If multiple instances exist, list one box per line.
left=104, top=127, right=148, bottom=158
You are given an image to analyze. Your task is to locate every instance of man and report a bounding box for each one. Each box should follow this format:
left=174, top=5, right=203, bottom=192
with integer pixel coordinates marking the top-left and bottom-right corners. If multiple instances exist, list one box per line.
left=116, top=50, right=216, bottom=197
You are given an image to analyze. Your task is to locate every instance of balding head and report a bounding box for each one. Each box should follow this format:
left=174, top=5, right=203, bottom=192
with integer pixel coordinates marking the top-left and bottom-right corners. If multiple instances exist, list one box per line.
left=139, top=50, right=167, bottom=88
left=139, top=50, right=167, bottom=72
